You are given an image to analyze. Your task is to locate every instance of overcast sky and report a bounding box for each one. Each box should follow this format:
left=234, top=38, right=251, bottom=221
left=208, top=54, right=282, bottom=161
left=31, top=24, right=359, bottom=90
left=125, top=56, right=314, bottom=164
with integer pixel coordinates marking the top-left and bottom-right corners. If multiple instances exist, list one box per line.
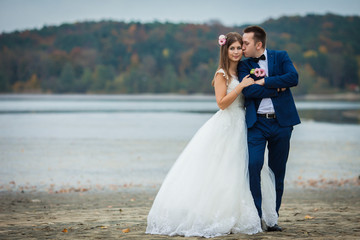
left=0, top=0, right=359, bottom=33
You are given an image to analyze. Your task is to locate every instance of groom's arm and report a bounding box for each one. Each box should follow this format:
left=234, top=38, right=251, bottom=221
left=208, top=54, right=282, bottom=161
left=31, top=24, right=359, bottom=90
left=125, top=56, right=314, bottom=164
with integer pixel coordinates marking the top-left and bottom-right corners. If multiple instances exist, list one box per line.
left=238, top=61, right=279, bottom=99
left=263, top=51, right=298, bottom=89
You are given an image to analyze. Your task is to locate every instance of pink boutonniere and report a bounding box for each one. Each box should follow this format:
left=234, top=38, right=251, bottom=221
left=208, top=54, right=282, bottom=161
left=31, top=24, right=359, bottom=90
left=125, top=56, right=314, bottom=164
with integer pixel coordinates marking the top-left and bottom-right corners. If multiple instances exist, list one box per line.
left=250, top=68, right=266, bottom=77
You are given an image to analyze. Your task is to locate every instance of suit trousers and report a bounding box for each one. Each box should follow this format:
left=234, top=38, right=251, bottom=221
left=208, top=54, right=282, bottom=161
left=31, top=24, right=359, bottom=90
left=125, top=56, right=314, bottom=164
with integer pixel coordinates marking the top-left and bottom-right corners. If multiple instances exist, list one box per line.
left=247, top=117, right=293, bottom=218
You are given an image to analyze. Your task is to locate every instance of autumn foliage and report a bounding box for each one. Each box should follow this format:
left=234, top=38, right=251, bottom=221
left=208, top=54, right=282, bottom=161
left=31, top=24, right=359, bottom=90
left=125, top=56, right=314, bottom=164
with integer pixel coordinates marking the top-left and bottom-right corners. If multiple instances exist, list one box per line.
left=0, top=14, right=359, bottom=95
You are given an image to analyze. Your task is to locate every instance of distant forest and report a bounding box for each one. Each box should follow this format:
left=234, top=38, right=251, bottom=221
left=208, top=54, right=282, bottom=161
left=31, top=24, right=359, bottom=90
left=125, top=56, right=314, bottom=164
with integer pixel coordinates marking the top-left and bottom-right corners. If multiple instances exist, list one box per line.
left=0, top=13, right=359, bottom=95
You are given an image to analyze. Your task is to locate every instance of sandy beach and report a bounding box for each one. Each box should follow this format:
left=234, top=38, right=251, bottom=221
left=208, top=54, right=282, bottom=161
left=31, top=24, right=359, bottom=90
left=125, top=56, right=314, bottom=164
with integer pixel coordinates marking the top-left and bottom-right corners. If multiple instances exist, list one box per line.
left=0, top=187, right=359, bottom=240
left=1, top=95, right=359, bottom=239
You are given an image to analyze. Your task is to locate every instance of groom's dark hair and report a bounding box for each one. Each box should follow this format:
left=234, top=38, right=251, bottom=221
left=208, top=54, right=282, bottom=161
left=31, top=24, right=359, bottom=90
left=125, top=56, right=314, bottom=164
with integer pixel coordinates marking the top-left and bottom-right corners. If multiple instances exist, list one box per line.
left=243, top=26, right=266, bottom=49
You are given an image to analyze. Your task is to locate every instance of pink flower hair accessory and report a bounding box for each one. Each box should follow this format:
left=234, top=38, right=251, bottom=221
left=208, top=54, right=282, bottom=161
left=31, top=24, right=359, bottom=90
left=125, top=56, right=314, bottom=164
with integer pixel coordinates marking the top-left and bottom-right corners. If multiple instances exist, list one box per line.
left=218, top=35, right=226, bottom=46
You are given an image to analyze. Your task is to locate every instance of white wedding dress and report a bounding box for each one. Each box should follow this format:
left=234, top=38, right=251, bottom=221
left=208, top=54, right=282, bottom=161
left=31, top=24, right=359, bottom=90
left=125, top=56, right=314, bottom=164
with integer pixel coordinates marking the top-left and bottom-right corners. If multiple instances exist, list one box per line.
left=146, top=69, right=278, bottom=238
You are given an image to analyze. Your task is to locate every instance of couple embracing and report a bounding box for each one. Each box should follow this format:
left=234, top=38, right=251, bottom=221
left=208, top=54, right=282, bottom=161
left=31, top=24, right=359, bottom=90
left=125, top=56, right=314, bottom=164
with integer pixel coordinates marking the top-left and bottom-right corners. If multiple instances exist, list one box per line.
left=146, top=26, right=300, bottom=238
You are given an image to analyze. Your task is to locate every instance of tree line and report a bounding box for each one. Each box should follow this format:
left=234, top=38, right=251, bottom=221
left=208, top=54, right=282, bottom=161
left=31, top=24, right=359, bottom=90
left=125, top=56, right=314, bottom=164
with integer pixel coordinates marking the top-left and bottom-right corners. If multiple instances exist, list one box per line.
left=0, top=13, right=359, bottom=95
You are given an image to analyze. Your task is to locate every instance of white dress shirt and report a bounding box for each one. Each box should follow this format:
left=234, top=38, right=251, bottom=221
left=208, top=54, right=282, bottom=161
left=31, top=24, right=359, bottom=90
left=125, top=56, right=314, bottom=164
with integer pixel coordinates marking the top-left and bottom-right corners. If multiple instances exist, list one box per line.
left=257, top=49, right=275, bottom=114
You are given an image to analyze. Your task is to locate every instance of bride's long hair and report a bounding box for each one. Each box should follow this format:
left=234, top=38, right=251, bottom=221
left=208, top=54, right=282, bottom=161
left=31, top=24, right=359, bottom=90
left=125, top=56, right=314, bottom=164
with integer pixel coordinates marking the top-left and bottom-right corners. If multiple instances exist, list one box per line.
left=212, top=32, right=243, bottom=86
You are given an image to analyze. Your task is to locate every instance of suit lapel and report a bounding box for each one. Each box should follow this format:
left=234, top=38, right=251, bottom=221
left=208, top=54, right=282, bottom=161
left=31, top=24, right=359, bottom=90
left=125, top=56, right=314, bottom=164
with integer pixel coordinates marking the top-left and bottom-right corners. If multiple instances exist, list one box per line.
left=267, top=49, right=274, bottom=77
left=248, top=60, right=260, bottom=72
left=246, top=60, right=261, bottom=109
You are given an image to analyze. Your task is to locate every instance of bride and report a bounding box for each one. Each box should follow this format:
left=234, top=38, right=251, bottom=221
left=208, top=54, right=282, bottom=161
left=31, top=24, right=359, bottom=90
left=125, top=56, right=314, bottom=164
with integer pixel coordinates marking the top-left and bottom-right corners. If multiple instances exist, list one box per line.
left=146, top=32, right=277, bottom=238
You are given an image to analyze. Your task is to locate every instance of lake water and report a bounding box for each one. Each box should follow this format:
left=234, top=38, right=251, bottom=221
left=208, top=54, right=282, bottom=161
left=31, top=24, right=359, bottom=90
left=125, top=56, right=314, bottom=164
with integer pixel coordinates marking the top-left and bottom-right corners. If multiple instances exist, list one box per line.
left=0, top=94, right=359, bottom=192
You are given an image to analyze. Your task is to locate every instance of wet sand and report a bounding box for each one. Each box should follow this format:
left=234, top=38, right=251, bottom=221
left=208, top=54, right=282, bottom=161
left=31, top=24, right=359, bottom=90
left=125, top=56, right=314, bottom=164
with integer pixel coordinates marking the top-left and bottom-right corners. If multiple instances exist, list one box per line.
left=0, top=188, right=359, bottom=239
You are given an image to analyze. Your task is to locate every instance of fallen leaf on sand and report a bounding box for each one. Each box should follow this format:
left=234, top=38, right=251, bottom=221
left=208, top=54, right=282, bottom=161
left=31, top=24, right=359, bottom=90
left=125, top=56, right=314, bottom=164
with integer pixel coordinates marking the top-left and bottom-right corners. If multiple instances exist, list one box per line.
left=122, top=228, right=130, bottom=233
left=305, top=215, right=314, bottom=219
left=62, top=228, right=68, bottom=233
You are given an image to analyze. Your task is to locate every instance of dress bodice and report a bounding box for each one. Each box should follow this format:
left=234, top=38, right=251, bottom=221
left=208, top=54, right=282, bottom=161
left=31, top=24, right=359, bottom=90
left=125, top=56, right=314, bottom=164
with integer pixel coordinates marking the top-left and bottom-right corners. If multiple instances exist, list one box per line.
left=216, top=69, right=245, bottom=110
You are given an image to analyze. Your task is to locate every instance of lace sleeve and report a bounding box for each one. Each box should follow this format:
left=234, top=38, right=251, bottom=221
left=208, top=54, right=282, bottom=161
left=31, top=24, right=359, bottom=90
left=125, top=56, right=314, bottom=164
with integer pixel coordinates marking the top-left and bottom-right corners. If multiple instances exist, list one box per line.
left=215, top=68, right=229, bottom=86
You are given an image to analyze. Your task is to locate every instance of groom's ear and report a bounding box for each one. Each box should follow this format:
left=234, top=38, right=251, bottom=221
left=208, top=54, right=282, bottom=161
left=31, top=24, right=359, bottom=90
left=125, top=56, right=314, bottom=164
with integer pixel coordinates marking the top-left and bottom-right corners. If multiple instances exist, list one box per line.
left=255, top=41, right=263, bottom=50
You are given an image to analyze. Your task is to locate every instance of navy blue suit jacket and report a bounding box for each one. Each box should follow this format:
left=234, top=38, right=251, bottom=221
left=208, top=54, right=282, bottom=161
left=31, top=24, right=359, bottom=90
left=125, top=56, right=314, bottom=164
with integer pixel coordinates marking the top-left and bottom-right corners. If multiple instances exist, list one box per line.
left=238, top=49, right=301, bottom=128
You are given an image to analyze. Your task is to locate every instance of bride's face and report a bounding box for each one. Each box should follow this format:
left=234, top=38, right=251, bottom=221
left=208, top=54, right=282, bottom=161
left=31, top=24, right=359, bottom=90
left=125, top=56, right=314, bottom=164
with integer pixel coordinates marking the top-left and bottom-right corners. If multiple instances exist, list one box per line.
left=228, top=41, right=242, bottom=63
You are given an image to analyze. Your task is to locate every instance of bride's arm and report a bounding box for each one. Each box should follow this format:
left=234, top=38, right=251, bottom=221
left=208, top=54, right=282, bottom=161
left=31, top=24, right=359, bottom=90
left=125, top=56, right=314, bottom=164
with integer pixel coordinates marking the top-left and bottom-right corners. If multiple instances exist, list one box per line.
left=214, top=73, right=254, bottom=110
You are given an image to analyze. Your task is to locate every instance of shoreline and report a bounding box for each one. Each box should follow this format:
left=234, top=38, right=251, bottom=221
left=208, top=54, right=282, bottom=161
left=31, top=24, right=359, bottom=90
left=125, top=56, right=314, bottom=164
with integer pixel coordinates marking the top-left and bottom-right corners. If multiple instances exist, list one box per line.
left=1, top=188, right=359, bottom=239
left=1, top=176, right=359, bottom=194
left=296, top=93, right=360, bottom=101
left=1, top=92, right=360, bottom=101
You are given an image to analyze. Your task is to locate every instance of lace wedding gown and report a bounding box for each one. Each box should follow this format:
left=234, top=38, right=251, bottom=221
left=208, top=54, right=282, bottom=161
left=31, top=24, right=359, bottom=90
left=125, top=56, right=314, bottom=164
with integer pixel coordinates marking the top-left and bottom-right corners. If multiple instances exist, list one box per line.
left=146, top=69, right=278, bottom=238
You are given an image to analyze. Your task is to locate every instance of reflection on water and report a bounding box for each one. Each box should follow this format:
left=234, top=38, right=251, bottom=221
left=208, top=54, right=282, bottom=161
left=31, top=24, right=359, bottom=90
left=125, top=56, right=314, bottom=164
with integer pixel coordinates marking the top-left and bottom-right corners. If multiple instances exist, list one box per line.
left=0, top=94, right=359, bottom=192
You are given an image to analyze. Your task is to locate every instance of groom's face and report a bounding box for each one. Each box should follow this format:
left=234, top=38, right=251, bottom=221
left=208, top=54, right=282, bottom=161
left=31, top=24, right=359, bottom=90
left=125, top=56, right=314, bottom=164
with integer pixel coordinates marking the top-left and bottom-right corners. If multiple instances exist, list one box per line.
left=242, top=32, right=259, bottom=58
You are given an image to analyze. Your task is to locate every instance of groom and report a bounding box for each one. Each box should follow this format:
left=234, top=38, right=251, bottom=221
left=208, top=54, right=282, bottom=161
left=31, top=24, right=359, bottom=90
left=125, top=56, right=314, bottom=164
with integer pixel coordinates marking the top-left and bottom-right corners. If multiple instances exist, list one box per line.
left=238, top=26, right=300, bottom=231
